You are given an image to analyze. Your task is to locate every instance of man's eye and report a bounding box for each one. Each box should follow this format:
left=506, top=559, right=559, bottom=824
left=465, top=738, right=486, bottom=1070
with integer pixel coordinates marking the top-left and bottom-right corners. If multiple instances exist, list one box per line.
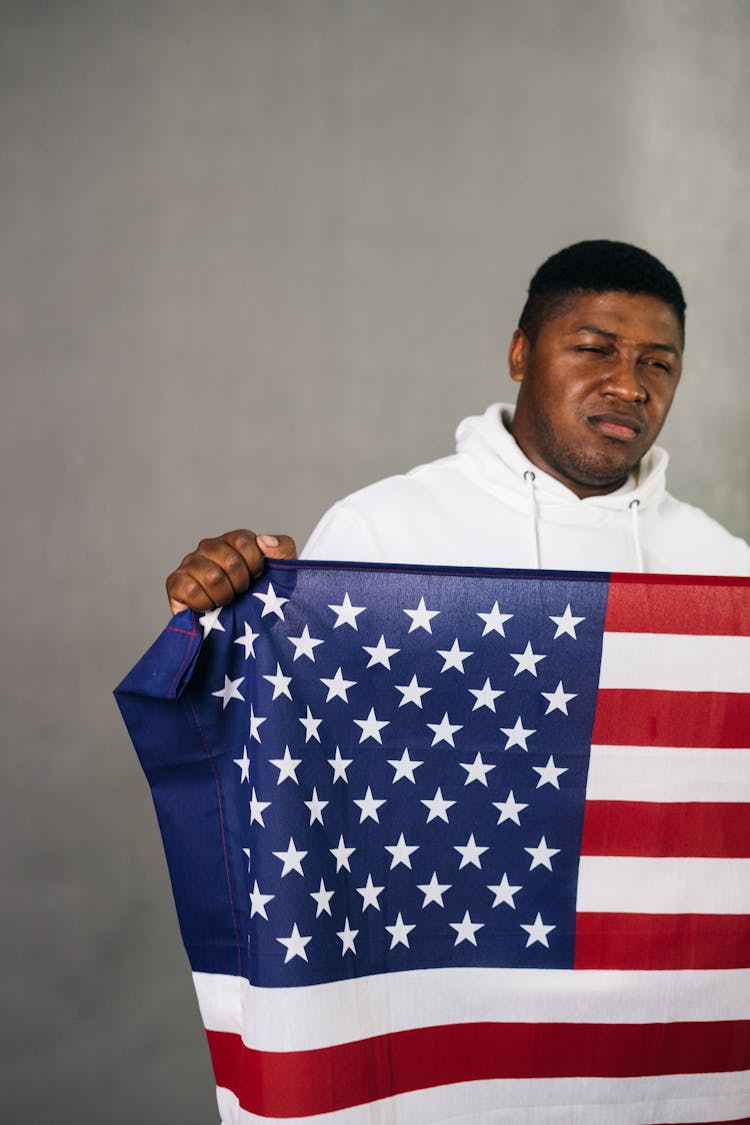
left=644, top=359, right=671, bottom=373
left=576, top=346, right=606, bottom=355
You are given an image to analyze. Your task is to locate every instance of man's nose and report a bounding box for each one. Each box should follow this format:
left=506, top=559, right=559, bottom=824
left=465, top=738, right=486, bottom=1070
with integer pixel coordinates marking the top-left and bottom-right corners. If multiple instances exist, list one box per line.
left=601, top=356, right=647, bottom=402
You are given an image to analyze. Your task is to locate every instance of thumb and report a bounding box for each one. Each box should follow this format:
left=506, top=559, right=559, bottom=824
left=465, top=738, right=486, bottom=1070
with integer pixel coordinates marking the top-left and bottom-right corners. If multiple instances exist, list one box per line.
left=256, top=533, right=298, bottom=560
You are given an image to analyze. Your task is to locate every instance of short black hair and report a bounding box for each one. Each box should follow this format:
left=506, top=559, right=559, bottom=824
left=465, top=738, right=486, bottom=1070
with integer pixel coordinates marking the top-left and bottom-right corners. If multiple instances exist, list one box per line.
left=518, top=240, right=686, bottom=342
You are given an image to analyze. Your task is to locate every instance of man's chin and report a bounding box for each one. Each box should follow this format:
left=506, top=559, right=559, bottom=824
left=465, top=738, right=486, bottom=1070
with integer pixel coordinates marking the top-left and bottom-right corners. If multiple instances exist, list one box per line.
left=556, top=451, right=641, bottom=496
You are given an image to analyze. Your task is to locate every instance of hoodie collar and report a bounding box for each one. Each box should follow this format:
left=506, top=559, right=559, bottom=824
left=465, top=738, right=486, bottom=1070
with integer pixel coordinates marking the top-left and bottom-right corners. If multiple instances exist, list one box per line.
left=455, top=402, right=668, bottom=511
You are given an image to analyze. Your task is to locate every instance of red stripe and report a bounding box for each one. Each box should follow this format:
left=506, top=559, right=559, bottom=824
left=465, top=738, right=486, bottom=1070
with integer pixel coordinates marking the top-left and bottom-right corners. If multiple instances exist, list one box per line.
left=580, top=801, right=750, bottom=857
left=651, top=1120, right=750, bottom=1124
left=650, top=1120, right=750, bottom=1125
left=606, top=575, right=750, bottom=635
left=206, top=1020, right=750, bottom=1117
left=591, top=689, right=750, bottom=748
left=574, top=913, right=750, bottom=970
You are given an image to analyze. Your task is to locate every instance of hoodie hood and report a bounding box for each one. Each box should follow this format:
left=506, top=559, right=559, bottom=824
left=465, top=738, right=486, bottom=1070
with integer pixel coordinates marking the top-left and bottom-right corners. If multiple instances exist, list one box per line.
left=303, top=400, right=749, bottom=576
left=454, top=402, right=669, bottom=514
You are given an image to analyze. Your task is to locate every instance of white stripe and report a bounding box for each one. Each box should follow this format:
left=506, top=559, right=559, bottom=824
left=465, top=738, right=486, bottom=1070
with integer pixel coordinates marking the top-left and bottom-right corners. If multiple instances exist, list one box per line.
left=599, top=632, right=750, bottom=692
left=577, top=856, right=750, bottom=914
left=216, top=1070, right=750, bottom=1124
left=193, top=968, right=750, bottom=1051
left=587, top=744, right=750, bottom=802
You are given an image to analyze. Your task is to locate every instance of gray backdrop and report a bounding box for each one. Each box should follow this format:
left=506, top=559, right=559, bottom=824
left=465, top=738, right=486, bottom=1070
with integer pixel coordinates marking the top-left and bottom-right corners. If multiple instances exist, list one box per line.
left=2, top=1, right=748, bottom=1121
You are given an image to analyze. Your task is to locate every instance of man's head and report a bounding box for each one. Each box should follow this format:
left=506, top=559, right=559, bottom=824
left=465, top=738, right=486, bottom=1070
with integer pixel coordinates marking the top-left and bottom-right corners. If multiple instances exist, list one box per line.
left=509, top=240, right=685, bottom=499
left=518, top=240, right=686, bottom=344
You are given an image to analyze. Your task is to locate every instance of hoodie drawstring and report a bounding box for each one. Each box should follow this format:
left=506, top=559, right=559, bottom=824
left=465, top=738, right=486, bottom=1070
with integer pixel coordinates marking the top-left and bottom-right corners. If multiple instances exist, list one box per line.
left=524, top=470, right=644, bottom=573
left=629, top=498, right=644, bottom=573
left=523, top=470, right=541, bottom=568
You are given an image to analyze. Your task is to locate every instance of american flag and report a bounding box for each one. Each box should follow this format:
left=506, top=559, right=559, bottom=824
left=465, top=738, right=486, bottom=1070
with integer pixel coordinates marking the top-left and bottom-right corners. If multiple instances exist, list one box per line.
left=115, top=561, right=750, bottom=1124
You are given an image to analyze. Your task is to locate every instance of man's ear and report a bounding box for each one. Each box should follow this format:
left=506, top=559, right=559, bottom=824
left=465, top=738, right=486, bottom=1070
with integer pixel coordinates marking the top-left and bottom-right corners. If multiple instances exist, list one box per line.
left=508, top=328, right=530, bottom=384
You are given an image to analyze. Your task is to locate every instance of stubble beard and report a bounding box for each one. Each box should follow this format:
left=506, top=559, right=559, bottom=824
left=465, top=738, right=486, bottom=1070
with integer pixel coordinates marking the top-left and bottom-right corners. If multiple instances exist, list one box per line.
left=533, top=410, right=642, bottom=494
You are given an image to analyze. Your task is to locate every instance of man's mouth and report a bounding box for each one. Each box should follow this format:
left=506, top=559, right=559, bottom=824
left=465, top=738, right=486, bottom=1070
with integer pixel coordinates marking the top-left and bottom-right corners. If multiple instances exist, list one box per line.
left=587, top=412, right=644, bottom=441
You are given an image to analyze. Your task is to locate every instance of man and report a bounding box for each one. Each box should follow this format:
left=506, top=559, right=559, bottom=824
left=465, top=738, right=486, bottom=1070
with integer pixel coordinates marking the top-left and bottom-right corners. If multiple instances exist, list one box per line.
left=166, top=240, right=749, bottom=611
left=150, top=240, right=750, bottom=1122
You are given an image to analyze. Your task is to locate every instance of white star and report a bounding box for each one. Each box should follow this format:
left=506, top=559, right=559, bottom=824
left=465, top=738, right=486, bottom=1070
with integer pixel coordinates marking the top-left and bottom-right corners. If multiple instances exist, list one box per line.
left=362, top=634, right=400, bottom=669
left=353, top=786, right=387, bottom=823
left=248, top=704, right=266, bottom=742
left=450, top=910, right=484, bottom=947
left=242, top=847, right=251, bottom=871
left=533, top=755, right=568, bottom=789
left=199, top=606, right=225, bottom=637
left=550, top=604, right=585, bottom=639
left=477, top=601, right=513, bottom=637
left=310, top=877, right=335, bottom=917
left=394, top=674, right=431, bottom=709
left=298, top=705, right=322, bottom=743
left=500, top=716, right=536, bottom=752
left=387, top=748, right=423, bottom=783
left=356, top=873, right=385, bottom=912
left=459, top=752, right=496, bottom=787
left=492, top=789, right=528, bottom=825
left=234, top=621, right=259, bottom=658
left=287, top=624, right=324, bottom=662
left=336, top=917, right=358, bottom=955
left=253, top=582, right=288, bottom=620
left=417, top=872, right=451, bottom=908
left=330, top=834, right=356, bottom=872
left=468, top=676, right=505, bottom=712
left=385, top=832, right=419, bottom=870
left=454, top=833, right=489, bottom=870
left=510, top=641, right=547, bottom=677
left=353, top=707, right=390, bottom=745
left=272, top=836, right=308, bottom=877
left=328, top=592, right=366, bottom=629
left=525, top=835, right=561, bottom=871
left=249, top=880, right=274, bottom=919
left=249, top=787, right=270, bottom=826
left=541, top=680, right=577, bottom=715
left=386, top=913, right=415, bottom=950
left=269, top=745, right=301, bottom=785
left=320, top=667, right=357, bottom=703
left=426, top=712, right=463, bottom=748
left=421, top=787, right=456, bottom=823
left=277, top=922, right=311, bottom=963
left=328, top=746, right=353, bottom=783
left=403, top=597, right=440, bottom=634
left=233, top=745, right=250, bottom=783
left=212, top=675, right=245, bottom=709
left=487, top=873, right=522, bottom=909
left=521, top=912, right=556, bottom=948
left=436, top=639, right=474, bottom=673
left=262, top=662, right=292, bottom=700
left=303, top=787, right=328, bottom=825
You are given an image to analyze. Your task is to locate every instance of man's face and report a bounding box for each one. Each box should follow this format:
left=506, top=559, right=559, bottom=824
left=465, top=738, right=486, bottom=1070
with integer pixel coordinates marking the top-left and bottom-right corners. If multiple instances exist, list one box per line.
left=509, top=291, right=683, bottom=498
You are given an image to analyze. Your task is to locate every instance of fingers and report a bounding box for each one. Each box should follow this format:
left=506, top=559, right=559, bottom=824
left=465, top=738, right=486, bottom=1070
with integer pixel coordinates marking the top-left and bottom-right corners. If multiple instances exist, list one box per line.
left=166, top=531, right=256, bottom=613
left=167, top=593, right=190, bottom=615
left=219, top=530, right=269, bottom=578
left=165, top=529, right=297, bottom=614
left=256, top=533, right=298, bottom=560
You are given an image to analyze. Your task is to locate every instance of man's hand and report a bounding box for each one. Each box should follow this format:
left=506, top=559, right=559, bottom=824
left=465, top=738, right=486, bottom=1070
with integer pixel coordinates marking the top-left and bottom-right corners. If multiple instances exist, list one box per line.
left=166, top=530, right=297, bottom=614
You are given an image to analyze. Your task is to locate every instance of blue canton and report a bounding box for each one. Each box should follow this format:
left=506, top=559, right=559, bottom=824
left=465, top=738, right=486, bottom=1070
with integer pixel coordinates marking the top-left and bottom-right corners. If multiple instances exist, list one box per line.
left=183, top=563, right=609, bottom=987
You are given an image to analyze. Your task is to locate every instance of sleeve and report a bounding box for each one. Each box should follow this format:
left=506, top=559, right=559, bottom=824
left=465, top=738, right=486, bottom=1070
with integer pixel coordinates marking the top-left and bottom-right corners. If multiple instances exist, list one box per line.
left=301, top=501, right=387, bottom=563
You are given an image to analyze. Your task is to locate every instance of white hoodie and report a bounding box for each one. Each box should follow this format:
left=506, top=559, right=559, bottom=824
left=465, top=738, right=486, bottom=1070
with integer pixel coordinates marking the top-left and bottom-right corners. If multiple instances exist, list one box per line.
left=302, top=403, right=750, bottom=575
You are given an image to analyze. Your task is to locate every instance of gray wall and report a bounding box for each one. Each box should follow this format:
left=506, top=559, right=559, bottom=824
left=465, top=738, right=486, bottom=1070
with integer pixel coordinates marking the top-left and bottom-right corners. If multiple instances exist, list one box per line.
left=2, top=2, right=748, bottom=1121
